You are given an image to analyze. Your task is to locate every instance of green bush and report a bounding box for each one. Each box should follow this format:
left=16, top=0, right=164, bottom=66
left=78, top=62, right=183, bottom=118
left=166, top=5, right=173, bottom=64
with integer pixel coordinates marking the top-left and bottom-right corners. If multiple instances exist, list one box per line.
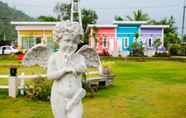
left=153, top=52, right=170, bottom=57
left=169, top=44, right=186, bottom=56
left=169, top=44, right=181, bottom=56
left=130, top=48, right=144, bottom=57
left=177, top=45, right=186, bottom=56
left=25, top=77, right=53, bottom=101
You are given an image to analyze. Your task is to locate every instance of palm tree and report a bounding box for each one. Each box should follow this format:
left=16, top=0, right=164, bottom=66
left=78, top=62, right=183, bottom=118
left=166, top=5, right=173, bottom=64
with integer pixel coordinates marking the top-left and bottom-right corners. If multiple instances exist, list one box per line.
left=114, top=16, right=124, bottom=21
left=92, top=27, right=98, bottom=50
left=127, top=9, right=149, bottom=21
left=81, top=8, right=98, bottom=32
left=134, top=32, right=140, bottom=49
left=54, top=4, right=98, bottom=31
left=54, top=2, right=71, bottom=20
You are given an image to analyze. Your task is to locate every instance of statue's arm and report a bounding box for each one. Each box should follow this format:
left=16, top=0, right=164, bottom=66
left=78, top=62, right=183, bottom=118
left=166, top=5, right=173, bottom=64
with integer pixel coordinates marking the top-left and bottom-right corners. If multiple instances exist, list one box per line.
left=47, top=55, right=70, bottom=80
left=47, top=68, right=67, bottom=81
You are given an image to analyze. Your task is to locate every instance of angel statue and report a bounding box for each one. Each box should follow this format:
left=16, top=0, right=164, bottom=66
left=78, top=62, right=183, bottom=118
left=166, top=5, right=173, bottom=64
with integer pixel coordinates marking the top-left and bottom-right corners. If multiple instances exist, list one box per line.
left=23, top=21, right=102, bottom=118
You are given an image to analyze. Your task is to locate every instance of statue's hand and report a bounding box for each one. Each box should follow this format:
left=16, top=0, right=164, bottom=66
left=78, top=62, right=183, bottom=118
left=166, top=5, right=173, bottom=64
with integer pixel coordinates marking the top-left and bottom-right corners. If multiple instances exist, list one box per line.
left=64, top=67, right=76, bottom=74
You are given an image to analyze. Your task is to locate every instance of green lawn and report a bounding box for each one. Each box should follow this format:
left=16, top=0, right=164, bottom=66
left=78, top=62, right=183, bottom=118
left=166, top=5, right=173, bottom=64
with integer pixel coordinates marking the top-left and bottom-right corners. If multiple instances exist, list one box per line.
left=0, top=57, right=186, bottom=118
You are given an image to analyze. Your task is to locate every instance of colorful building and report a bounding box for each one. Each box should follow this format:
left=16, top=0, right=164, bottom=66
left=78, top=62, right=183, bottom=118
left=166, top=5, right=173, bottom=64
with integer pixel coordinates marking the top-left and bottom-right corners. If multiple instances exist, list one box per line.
left=11, top=22, right=57, bottom=50
left=11, top=21, right=169, bottom=57
left=88, top=25, right=117, bottom=54
left=87, top=21, right=169, bottom=57
left=141, top=25, right=168, bottom=56
left=114, top=21, right=146, bottom=56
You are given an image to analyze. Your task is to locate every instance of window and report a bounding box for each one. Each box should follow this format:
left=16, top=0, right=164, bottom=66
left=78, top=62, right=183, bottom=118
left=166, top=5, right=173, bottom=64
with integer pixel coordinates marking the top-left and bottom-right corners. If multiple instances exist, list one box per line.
left=123, top=37, right=129, bottom=48
left=47, top=38, right=57, bottom=51
left=22, top=37, right=36, bottom=49
left=148, top=38, right=152, bottom=47
left=36, top=37, right=42, bottom=44
left=109, top=37, right=114, bottom=51
left=6, top=47, right=11, bottom=50
left=102, top=35, right=107, bottom=48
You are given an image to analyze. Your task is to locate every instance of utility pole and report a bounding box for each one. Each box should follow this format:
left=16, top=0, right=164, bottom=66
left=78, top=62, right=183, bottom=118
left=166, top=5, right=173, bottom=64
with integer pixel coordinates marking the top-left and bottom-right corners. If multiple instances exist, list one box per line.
left=3, top=32, right=6, bottom=41
left=182, top=0, right=186, bottom=43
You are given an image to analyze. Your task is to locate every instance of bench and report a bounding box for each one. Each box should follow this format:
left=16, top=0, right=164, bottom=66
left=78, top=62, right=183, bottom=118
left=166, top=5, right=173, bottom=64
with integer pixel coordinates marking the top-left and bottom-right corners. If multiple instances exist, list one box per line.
left=82, top=73, right=115, bottom=96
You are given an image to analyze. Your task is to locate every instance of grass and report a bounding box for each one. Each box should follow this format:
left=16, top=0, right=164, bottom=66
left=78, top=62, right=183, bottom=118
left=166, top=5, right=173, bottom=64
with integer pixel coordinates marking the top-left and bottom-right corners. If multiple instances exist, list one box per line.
left=0, top=57, right=186, bottom=118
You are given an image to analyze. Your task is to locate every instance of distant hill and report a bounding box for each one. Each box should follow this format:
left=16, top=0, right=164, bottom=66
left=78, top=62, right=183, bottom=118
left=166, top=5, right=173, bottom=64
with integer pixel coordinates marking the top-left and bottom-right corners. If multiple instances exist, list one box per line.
left=0, top=1, right=33, bottom=44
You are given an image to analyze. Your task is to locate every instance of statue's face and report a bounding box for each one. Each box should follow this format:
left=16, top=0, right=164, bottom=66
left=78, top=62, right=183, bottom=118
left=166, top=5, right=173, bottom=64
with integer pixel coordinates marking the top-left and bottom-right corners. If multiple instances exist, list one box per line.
left=59, top=32, right=79, bottom=55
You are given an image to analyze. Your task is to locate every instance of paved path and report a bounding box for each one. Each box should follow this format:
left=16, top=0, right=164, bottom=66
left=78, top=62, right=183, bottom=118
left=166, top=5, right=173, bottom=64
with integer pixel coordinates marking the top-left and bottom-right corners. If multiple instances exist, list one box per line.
left=171, top=56, right=186, bottom=59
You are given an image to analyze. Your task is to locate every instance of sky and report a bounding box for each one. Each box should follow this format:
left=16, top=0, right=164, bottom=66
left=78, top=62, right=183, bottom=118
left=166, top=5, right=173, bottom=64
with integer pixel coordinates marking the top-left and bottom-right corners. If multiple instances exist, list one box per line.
left=1, top=0, right=185, bottom=34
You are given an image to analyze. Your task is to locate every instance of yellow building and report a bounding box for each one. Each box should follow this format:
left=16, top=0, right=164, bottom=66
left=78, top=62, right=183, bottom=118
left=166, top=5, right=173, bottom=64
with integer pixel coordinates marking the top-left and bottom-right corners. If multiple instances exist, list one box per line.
left=11, top=22, right=59, bottom=50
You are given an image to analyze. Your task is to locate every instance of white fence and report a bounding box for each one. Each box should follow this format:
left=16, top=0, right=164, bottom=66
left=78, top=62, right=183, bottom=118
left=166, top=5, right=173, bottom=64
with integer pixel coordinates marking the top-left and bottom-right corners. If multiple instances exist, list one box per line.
left=0, top=74, right=47, bottom=98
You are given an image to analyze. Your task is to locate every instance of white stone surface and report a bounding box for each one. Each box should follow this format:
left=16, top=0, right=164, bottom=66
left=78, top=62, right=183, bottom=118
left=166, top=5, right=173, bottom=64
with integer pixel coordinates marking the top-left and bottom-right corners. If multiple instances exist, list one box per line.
left=48, top=21, right=101, bottom=118
left=23, top=21, right=101, bottom=118
left=48, top=21, right=86, bottom=118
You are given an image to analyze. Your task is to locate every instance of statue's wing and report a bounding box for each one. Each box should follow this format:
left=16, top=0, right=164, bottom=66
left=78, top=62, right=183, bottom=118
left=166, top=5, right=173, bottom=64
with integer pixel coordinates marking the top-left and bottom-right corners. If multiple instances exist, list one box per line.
left=76, top=45, right=101, bottom=69
left=23, top=44, right=52, bottom=68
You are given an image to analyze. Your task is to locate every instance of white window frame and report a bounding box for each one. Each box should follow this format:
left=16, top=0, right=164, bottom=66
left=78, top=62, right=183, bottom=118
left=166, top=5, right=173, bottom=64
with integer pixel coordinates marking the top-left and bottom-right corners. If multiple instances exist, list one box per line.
left=109, top=37, right=114, bottom=52
left=147, top=37, right=153, bottom=48
left=102, top=35, right=107, bottom=48
left=123, top=37, right=129, bottom=48
left=117, top=37, right=122, bottom=51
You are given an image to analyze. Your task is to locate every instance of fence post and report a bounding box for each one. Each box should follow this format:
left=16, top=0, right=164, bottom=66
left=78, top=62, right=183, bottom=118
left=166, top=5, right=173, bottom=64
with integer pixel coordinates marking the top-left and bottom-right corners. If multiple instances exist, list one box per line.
left=20, top=73, right=25, bottom=95
left=8, top=67, right=17, bottom=98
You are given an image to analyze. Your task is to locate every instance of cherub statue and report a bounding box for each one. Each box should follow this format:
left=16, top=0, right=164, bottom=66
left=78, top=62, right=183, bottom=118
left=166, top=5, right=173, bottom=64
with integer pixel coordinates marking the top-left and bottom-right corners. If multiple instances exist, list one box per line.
left=23, top=21, right=101, bottom=118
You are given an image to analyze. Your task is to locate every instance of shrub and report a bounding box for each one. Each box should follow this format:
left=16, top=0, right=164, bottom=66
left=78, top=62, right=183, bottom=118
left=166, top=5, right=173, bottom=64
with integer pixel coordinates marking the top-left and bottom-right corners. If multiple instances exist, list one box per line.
left=25, top=77, right=53, bottom=101
left=130, top=48, right=144, bottom=57
left=99, top=49, right=110, bottom=56
left=177, top=45, right=186, bottom=56
left=153, top=52, right=170, bottom=57
left=169, top=44, right=181, bottom=56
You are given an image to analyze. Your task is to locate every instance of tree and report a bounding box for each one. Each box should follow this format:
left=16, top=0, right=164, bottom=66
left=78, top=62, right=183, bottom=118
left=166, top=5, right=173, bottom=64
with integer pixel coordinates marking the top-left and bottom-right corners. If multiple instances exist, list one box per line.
left=153, top=38, right=162, bottom=53
left=54, top=2, right=71, bottom=20
left=183, top=34, right=186, bottom=43
left=38, top=16, right=58, bottom=22
left=0, top=1, right=32, bottom=43
left=131, top=32, right=144, bottom=56
left=127, top=9, right=150, bottom=21
left=149, top=16, right=176, bottom=33
left=81, top=8, right=98, bottom=32
left=150, top=16, right=180, bottom=48
left=134, top=32, right=140, bottom=48
left=54, top=3, right=98, bottom=31
left=114, top=16, right=124, bottom=21
left=92, top=27, right=98, bottom=49
left=54, top=3, right=98, bottom=44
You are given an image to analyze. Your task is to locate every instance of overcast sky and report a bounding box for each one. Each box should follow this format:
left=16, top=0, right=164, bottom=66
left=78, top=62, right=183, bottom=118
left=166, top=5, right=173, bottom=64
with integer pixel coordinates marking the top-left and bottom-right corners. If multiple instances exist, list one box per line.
left=1, top=0, right=185, bottom=34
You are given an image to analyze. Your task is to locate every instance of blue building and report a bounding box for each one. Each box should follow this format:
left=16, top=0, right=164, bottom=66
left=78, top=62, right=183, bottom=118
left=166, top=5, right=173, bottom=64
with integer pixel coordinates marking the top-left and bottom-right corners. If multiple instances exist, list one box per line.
left=113, top=21, right=146, bottom=56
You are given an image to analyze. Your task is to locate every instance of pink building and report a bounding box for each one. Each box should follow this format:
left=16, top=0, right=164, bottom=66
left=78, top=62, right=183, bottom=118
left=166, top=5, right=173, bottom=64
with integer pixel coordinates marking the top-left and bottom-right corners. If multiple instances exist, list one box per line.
left=87, top=25, right=117, bottom=54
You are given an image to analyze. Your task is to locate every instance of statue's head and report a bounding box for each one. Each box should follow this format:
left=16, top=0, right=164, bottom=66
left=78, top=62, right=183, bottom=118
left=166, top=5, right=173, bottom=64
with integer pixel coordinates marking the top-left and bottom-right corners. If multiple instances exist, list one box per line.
left=54, top=21, right=83, bottom=54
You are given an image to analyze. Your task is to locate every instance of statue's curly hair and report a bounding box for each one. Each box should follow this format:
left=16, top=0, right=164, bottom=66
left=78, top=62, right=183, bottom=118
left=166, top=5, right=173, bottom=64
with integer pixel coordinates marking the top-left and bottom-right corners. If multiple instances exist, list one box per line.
left=54, top=21, right=83, bottom=43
